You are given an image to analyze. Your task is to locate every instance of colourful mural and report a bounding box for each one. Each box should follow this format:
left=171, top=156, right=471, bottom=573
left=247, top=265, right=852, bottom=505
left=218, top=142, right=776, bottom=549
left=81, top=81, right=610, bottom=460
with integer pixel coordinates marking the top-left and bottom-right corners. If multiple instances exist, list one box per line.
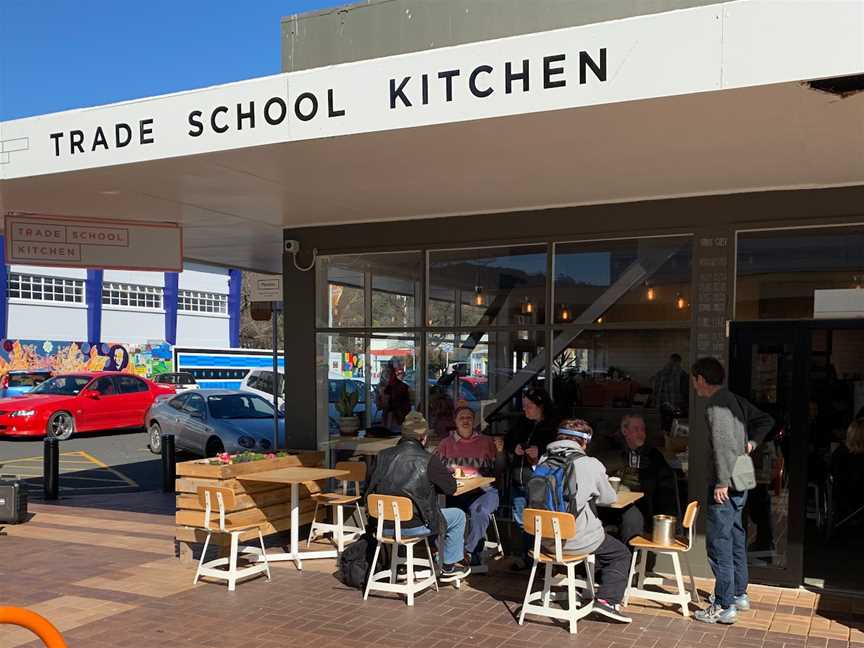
left=0, top=340, right=173, bottom=378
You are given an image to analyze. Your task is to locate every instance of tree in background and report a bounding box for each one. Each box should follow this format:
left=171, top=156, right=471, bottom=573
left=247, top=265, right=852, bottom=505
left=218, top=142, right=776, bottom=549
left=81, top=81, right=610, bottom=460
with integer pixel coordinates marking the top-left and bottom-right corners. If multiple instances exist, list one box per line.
left=239, top=271, right=284, bottom=349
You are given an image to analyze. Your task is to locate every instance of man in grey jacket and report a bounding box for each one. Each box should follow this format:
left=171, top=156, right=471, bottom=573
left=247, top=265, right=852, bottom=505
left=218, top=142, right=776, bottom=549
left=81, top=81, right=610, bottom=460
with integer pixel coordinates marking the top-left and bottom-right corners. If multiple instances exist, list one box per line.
left=691, top=357, right=774, bottom=625
left=537, top=419, right=632, bottom=623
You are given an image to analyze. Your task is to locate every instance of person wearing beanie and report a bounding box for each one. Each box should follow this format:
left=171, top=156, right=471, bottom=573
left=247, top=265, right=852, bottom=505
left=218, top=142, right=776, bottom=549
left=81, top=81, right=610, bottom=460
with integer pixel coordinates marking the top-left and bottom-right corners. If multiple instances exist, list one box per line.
left=535, top=418, right=632, bottom=623
left=436, top=402, right=505, bottom=565
left=365, top=411, right=471, bottom=581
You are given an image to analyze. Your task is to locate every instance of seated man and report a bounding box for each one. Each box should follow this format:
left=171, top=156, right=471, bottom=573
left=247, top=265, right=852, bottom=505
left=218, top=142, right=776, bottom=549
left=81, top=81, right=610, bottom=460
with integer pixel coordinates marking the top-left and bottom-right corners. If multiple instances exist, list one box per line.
left=435, top=402, right=504, bottom=565
left=366, top=411, right=471, bottom=582
left=601, top=414, right=678, bottom=545
left=538, top=419, right=632, bottom=623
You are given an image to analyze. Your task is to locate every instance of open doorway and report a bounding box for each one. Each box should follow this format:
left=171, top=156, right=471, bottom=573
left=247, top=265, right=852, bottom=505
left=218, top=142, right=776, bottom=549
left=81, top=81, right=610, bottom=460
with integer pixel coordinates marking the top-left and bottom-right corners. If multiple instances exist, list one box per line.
left=729, top=321, right=864, bottom=591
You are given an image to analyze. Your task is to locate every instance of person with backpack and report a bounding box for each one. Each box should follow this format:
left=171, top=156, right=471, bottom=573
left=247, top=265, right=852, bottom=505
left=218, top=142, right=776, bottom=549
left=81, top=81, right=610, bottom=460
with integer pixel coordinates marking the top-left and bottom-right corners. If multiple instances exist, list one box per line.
left=690, top=357, right=774, bottom=625
left=530, top=418, right=633, bottom=623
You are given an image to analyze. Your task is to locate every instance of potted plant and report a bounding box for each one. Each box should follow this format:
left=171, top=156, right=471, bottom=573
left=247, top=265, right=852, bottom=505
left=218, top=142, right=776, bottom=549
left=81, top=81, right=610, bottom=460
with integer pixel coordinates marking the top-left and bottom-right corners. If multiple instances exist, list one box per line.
left=336, top=387, right=361, bottom=436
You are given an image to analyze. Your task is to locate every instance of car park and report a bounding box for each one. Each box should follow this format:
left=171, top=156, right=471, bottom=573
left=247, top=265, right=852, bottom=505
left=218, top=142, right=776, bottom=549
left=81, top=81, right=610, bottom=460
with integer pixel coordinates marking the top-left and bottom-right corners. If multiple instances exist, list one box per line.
left=145, top=389, right=283, bottom=456
left=153, top=372, right=200, bottom=391
left=0, top=369, right=53, bottom=398
left=0, top=371, right=175, bottom=440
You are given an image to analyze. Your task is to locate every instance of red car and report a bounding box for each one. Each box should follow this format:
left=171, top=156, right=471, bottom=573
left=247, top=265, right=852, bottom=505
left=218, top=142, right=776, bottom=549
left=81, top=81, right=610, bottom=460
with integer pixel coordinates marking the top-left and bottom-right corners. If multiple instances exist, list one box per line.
left=0, top=371, right=174, bottom=440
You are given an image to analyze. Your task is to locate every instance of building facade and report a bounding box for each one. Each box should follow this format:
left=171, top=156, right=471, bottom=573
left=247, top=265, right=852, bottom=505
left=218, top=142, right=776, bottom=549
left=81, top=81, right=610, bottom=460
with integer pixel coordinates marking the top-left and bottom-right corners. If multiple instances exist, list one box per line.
left=4, top=261, right=240, bottom=347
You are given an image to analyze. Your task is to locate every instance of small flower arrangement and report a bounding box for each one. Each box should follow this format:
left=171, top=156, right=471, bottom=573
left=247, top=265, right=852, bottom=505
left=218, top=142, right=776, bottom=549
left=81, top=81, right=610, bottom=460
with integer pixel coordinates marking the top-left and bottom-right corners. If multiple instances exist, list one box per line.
left=205, top=451, right=289, bottom=465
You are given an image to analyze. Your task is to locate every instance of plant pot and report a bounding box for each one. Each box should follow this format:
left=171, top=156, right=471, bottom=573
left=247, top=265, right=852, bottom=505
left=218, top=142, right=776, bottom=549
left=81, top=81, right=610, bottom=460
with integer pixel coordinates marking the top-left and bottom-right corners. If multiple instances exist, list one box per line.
left=338, top=416, right=361, bottom=436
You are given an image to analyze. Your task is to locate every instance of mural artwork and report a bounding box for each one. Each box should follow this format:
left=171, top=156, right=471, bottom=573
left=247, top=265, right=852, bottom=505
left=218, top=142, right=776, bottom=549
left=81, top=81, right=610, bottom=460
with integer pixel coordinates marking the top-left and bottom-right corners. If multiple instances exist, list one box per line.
left=0, top=339, right=173, bottom=378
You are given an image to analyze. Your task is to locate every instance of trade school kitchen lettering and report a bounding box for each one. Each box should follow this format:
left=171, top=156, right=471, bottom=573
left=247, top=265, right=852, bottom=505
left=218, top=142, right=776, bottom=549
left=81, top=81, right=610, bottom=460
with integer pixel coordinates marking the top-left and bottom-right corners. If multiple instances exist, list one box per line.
left=388, top=49, right=607, bottom=108
left=45, top=47, right=607, bottom=158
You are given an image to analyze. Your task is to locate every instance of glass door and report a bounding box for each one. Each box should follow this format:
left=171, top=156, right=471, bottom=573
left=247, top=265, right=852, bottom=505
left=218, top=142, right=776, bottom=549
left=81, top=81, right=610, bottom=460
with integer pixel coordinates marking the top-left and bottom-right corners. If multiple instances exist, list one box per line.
left=729, top=323, right=807, bottom=587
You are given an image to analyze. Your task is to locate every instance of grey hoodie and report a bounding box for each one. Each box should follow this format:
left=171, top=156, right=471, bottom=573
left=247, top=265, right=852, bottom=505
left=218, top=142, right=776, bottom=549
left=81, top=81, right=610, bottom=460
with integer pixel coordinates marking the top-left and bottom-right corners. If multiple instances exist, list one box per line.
left=540, top=439, right=617, bottom=555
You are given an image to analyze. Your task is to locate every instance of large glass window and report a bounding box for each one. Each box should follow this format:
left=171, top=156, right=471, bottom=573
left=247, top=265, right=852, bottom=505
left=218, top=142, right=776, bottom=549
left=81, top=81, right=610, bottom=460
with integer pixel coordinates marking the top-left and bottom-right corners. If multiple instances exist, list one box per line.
left=370, top=333, right=419, bottom=430
left=428, top=245, right=548, bottom=327
left=317, top=252, right=422, bottom=328
left=317, top=334, right=366, bottom=439
left=554, top=237, right=692, bottom=324
left=426, top=329, right=545, bottom=439
left=552, top=328, right=691, bottom=495
left=737, top=226, right=864, bottom=320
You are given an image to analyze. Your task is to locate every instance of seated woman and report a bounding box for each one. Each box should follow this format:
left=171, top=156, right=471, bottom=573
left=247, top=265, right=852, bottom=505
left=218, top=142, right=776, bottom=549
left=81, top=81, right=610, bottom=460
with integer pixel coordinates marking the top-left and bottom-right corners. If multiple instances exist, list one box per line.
left=830, top=418, right=864, bottom=529
left=436, top=402, right=504, bottom=565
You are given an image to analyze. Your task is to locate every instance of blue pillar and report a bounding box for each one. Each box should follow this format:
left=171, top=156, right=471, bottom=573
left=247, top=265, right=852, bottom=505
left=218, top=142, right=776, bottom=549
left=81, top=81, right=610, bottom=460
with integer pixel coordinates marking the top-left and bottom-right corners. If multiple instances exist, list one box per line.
left=85, top=269, right=103, bottom=344
left=164, top=272, right=179, bottom=345
left=0, top=235, right=7, bottom=340
left=228, top=269, right=242, bottom=348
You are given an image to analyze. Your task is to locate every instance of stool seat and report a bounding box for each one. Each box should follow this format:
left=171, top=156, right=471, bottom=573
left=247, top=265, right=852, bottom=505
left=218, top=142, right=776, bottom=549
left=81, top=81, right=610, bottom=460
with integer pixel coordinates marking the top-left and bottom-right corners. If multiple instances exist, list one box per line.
left=629, top=535, right=689, bottom=552
left=530, top=549, right=590, bottom=564
left=312, top=492, right=361, bottom=505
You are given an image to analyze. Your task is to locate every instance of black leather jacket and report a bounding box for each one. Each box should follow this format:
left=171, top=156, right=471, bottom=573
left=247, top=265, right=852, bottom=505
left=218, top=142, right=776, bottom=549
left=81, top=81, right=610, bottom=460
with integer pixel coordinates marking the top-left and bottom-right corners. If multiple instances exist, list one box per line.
left=366, top=438, right=452, bottom=537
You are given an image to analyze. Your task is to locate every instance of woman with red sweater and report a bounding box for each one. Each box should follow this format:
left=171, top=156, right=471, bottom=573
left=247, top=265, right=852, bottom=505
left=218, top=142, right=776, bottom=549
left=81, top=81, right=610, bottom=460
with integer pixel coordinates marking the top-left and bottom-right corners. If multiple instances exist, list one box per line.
left=436, top=402, right=504, bottom=564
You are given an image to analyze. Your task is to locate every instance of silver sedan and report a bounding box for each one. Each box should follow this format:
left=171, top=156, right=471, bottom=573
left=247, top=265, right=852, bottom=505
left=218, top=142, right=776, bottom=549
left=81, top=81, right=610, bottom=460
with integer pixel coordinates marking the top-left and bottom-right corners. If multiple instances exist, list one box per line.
left=146, top=389, right=285, bottom=456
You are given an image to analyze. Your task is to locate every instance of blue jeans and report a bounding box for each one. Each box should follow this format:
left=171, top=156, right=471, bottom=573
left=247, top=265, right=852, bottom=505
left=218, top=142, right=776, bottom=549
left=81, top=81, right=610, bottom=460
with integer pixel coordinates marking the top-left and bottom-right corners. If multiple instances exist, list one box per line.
left=706, top=488, right=748, bottom=608
left=448, top=488, right=500, bottom=554
left=511, top=484, right=532, bottom=559
left=385, top=507, right=466, bottom=565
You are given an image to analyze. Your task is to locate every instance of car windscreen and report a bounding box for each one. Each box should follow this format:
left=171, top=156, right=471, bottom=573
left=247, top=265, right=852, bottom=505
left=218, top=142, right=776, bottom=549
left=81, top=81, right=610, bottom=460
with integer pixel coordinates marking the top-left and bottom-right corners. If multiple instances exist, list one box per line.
left=7, top=373, right=50, bottom=387
left=178, top=374, right=196, bottom=385
left=207, top=394, right=275, bottom=419
left=31, top=376, right=91, bottom=395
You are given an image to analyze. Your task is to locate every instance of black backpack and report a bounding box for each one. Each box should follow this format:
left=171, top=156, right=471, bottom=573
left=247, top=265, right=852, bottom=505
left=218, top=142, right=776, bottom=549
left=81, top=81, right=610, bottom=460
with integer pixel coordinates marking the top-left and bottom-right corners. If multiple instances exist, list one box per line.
left=338, top=532, right=377, bottom=589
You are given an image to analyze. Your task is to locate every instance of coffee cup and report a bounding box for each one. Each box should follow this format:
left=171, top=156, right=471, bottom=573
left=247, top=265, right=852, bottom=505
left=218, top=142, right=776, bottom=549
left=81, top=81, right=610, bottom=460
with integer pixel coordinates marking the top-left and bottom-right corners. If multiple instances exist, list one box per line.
left=454, top=467, right=464, bottom=479
left=609, top=476, right=622, bottom=492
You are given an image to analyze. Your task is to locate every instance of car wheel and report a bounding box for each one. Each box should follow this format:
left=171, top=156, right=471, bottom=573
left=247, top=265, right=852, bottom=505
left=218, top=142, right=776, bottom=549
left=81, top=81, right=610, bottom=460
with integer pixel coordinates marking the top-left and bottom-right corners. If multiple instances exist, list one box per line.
left=205, top=437, right=224, bottom=458
left=47, top=411, right=75, bottom=441
left=148, top=422, right=163, bottom=455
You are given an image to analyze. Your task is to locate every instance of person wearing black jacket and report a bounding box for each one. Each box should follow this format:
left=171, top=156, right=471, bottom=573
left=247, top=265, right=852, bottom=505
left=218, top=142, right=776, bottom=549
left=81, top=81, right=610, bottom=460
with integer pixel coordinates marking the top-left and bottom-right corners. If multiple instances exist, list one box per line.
left=504, top=386, right=558, bottom=568
left=366, top=411, right=471, bottom=581
left=599, top=414, right=678, bottom=546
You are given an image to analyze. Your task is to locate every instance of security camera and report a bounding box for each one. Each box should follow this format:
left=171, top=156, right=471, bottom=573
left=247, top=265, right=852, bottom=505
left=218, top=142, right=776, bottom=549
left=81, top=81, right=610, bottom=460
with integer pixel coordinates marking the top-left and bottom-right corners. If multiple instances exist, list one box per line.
left=284, top=239, right=300, bottom=254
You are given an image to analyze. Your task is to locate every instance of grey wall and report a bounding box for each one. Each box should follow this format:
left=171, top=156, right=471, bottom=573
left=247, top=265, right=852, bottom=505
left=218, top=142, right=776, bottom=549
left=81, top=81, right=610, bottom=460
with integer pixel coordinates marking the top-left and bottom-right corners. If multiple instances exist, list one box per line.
left=282, top=0, right=731, bottom=72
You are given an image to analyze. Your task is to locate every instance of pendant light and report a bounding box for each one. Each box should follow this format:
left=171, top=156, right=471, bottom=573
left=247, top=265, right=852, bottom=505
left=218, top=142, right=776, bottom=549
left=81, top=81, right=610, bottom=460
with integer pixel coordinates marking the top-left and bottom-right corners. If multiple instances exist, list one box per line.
left=560, top=305, right=571, bottom=322
left=473, top=285, right=485, bottom=307
left=645, top=283, right=656, bottom=301
left=675, top=293, right=687, bottom=311
left=521, top=296, right=534, bottom=315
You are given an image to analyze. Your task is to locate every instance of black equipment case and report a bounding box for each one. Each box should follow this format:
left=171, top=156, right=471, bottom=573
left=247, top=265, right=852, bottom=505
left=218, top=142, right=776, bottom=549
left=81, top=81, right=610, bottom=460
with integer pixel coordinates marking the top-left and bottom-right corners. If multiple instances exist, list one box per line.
left=0, top=478, right=28, bottom=524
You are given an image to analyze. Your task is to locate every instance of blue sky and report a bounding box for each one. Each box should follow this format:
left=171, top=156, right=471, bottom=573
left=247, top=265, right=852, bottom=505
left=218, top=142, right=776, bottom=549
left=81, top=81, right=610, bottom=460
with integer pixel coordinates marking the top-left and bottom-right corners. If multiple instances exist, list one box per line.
left=0, top=0, right=338, bottom=121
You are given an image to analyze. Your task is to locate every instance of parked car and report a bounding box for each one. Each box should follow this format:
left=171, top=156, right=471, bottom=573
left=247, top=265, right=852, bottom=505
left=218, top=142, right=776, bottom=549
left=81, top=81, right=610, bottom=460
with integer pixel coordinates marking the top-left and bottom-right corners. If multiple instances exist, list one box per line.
left=0, top=371, right=175, bottom=440
left=240, top=369, right=285, bottom=412
left=0, top=369, right=53, bottom=398
left=146, top=389, right=283, bottom=456
left=153, top=372, right=199, bottom=391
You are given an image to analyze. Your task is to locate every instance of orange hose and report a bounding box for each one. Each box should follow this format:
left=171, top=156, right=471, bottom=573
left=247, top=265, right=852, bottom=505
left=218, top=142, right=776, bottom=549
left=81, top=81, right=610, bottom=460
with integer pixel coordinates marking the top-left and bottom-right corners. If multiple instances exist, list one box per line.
left=0, top=607, right=67, bottom=647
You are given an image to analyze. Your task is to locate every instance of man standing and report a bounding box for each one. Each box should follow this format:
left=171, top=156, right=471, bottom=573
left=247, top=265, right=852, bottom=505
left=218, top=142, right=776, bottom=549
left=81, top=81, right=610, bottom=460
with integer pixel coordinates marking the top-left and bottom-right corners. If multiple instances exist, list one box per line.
left=366, top=411, right=471, bottom=582
left=691, top=357, right=774, bottom=624
left=653, top=353, right=689, bottom=432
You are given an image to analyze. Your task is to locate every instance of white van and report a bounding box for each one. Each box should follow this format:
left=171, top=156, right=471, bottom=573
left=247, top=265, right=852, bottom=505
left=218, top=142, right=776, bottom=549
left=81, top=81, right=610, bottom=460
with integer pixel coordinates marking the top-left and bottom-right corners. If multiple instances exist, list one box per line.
left=240, top=369, right=285, bottom=412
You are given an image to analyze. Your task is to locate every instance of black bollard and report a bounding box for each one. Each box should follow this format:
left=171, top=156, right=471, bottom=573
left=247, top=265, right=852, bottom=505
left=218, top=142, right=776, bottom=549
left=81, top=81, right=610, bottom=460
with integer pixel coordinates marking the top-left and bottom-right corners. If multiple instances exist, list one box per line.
left=43, top=437, right=59, bottom=500
left=161, top=433, right=176, bottom=493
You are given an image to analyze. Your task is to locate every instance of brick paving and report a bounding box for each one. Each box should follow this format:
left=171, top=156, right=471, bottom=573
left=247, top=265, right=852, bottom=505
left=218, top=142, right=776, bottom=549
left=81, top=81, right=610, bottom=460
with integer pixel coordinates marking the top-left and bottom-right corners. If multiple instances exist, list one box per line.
left=2, top=494, right=863, bottom=648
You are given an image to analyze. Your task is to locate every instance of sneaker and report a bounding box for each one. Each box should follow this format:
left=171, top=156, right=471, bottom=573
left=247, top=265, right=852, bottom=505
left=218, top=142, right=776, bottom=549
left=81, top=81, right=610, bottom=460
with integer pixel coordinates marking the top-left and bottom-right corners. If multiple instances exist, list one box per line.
left=440, top=561, right=471, bottom=582
left=695, top=603, right=737, bottom=625
left=709, top=593, right=751, bottom=611
left=592, top=599, right=632, bottom=623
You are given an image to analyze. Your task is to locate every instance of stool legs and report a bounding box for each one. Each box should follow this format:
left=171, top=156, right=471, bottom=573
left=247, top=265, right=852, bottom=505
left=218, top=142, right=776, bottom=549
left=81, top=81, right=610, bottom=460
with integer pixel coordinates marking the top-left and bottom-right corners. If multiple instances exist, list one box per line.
left=194, top=531, right=213, bottom=585
left=363, top=543, right=383, bottom=601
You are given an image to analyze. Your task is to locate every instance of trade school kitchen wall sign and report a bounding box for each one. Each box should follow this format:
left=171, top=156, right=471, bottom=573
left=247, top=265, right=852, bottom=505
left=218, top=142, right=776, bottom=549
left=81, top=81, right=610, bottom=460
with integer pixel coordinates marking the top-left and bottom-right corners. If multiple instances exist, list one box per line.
left=7, top=1, right=859, bottom=180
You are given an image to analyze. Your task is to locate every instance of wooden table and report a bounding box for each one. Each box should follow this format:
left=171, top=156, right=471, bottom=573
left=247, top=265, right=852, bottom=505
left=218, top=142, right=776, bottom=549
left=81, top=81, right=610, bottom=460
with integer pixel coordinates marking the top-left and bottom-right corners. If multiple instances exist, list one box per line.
left=323, top=436, right=400, bottom=456
left=238, top=467, right=349, bottom=570
left=454, top=476, right=496, bottom=496
left=605, top=490, right=644, bottom=509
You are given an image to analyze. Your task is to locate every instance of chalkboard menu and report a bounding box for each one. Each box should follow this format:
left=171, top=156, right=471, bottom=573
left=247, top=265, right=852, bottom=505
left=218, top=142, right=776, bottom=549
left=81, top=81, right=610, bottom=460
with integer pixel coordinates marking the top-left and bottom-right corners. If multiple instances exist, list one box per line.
left=694, top=234, right=731, bottom=358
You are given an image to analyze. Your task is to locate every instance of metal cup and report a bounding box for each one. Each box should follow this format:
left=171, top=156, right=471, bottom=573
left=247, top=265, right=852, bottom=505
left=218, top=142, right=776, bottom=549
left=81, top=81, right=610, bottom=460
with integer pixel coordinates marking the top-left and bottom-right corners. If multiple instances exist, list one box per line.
left=652, top=514, right=677, bottom=545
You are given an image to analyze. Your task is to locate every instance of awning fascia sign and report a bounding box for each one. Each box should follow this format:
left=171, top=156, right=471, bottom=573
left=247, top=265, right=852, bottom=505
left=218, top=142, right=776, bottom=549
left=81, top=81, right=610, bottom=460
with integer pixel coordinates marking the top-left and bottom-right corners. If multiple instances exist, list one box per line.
left=4, top=213, right=183, bottom=272
left=1, top=0, right=862, bottom=180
